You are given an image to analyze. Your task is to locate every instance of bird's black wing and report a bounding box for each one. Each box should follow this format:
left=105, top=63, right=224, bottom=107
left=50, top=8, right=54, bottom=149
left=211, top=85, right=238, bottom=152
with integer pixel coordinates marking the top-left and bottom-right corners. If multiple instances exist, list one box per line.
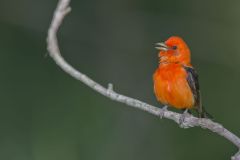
left=183, top=66, right=203, bottom=117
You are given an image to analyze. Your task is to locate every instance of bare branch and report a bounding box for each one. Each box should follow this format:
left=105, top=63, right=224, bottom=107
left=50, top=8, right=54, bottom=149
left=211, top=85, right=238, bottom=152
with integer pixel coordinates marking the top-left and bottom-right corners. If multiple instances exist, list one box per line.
left=47, top=0, right=240, bottom=159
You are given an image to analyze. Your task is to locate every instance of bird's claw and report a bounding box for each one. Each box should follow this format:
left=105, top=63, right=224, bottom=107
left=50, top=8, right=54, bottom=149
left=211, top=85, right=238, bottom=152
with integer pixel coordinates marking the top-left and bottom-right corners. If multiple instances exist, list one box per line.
left=159, top=105, right=168, bottom=119
left=179, top=109, right=191, bottom=127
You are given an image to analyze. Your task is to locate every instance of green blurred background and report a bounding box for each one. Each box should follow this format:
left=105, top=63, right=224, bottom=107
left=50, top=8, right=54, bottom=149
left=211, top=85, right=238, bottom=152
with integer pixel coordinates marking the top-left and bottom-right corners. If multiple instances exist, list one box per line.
left=0, top=0, right=240, bottom=159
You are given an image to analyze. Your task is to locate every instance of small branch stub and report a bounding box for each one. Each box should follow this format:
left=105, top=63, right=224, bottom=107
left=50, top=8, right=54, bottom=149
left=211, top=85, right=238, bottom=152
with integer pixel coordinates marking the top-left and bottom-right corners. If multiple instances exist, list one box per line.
left=107, top=83, right=114, bottom=92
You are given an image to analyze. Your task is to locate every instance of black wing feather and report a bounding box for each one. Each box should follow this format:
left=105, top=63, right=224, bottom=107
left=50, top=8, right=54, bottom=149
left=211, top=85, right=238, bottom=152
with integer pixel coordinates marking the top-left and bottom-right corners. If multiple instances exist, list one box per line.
left=183, top=66, right=212, bottom=118
left=183, top=66, right=203, bottom=116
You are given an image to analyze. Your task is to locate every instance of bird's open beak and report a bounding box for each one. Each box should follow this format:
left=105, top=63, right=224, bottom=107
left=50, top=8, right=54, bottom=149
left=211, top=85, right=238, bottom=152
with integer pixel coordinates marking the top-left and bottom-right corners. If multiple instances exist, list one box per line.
left=155, top=42, right=169, bottom=51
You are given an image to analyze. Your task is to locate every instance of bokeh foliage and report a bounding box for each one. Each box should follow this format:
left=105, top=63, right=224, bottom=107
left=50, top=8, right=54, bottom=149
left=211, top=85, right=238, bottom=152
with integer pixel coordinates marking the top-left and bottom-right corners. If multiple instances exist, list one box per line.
left=0, top=0, right=240, bottom=159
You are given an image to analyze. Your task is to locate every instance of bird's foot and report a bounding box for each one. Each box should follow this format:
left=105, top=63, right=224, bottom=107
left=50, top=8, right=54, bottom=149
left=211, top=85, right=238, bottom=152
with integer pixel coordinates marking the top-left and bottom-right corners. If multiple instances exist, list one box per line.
left=179, top=109, right=191, bottom=127
left=159, top=105, right=168, bottom=119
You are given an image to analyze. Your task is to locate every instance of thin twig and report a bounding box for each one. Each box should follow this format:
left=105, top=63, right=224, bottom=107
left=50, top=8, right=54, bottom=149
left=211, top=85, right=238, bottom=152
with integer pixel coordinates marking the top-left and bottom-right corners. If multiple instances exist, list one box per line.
left=46, top=0, right=240, bottom=159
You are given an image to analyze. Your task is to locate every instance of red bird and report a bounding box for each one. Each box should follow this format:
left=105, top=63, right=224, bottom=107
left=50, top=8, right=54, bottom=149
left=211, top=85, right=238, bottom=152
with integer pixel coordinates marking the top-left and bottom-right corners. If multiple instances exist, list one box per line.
left=153, top=36, right=210, bottom=118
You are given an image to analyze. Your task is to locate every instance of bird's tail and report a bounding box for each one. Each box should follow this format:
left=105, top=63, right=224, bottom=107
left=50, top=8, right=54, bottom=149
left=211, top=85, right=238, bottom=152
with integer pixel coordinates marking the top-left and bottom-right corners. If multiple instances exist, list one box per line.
left=197, top=106, right=213, bottom=119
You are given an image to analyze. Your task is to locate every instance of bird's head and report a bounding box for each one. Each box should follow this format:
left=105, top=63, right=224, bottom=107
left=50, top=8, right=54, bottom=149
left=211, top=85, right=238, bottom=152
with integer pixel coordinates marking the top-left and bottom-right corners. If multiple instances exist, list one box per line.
left=156, top=36, right=191, bottom=65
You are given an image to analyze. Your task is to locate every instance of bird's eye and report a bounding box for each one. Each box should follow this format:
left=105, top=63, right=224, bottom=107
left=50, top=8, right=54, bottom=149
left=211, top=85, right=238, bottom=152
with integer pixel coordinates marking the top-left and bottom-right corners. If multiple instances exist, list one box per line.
left=172, top=46, right=177, bottom=50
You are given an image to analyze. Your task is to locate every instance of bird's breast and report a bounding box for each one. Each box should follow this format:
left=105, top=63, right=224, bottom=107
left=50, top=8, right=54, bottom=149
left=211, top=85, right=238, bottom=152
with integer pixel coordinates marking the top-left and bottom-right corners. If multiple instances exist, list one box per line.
left=153, top=63, right=195, bottom=109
